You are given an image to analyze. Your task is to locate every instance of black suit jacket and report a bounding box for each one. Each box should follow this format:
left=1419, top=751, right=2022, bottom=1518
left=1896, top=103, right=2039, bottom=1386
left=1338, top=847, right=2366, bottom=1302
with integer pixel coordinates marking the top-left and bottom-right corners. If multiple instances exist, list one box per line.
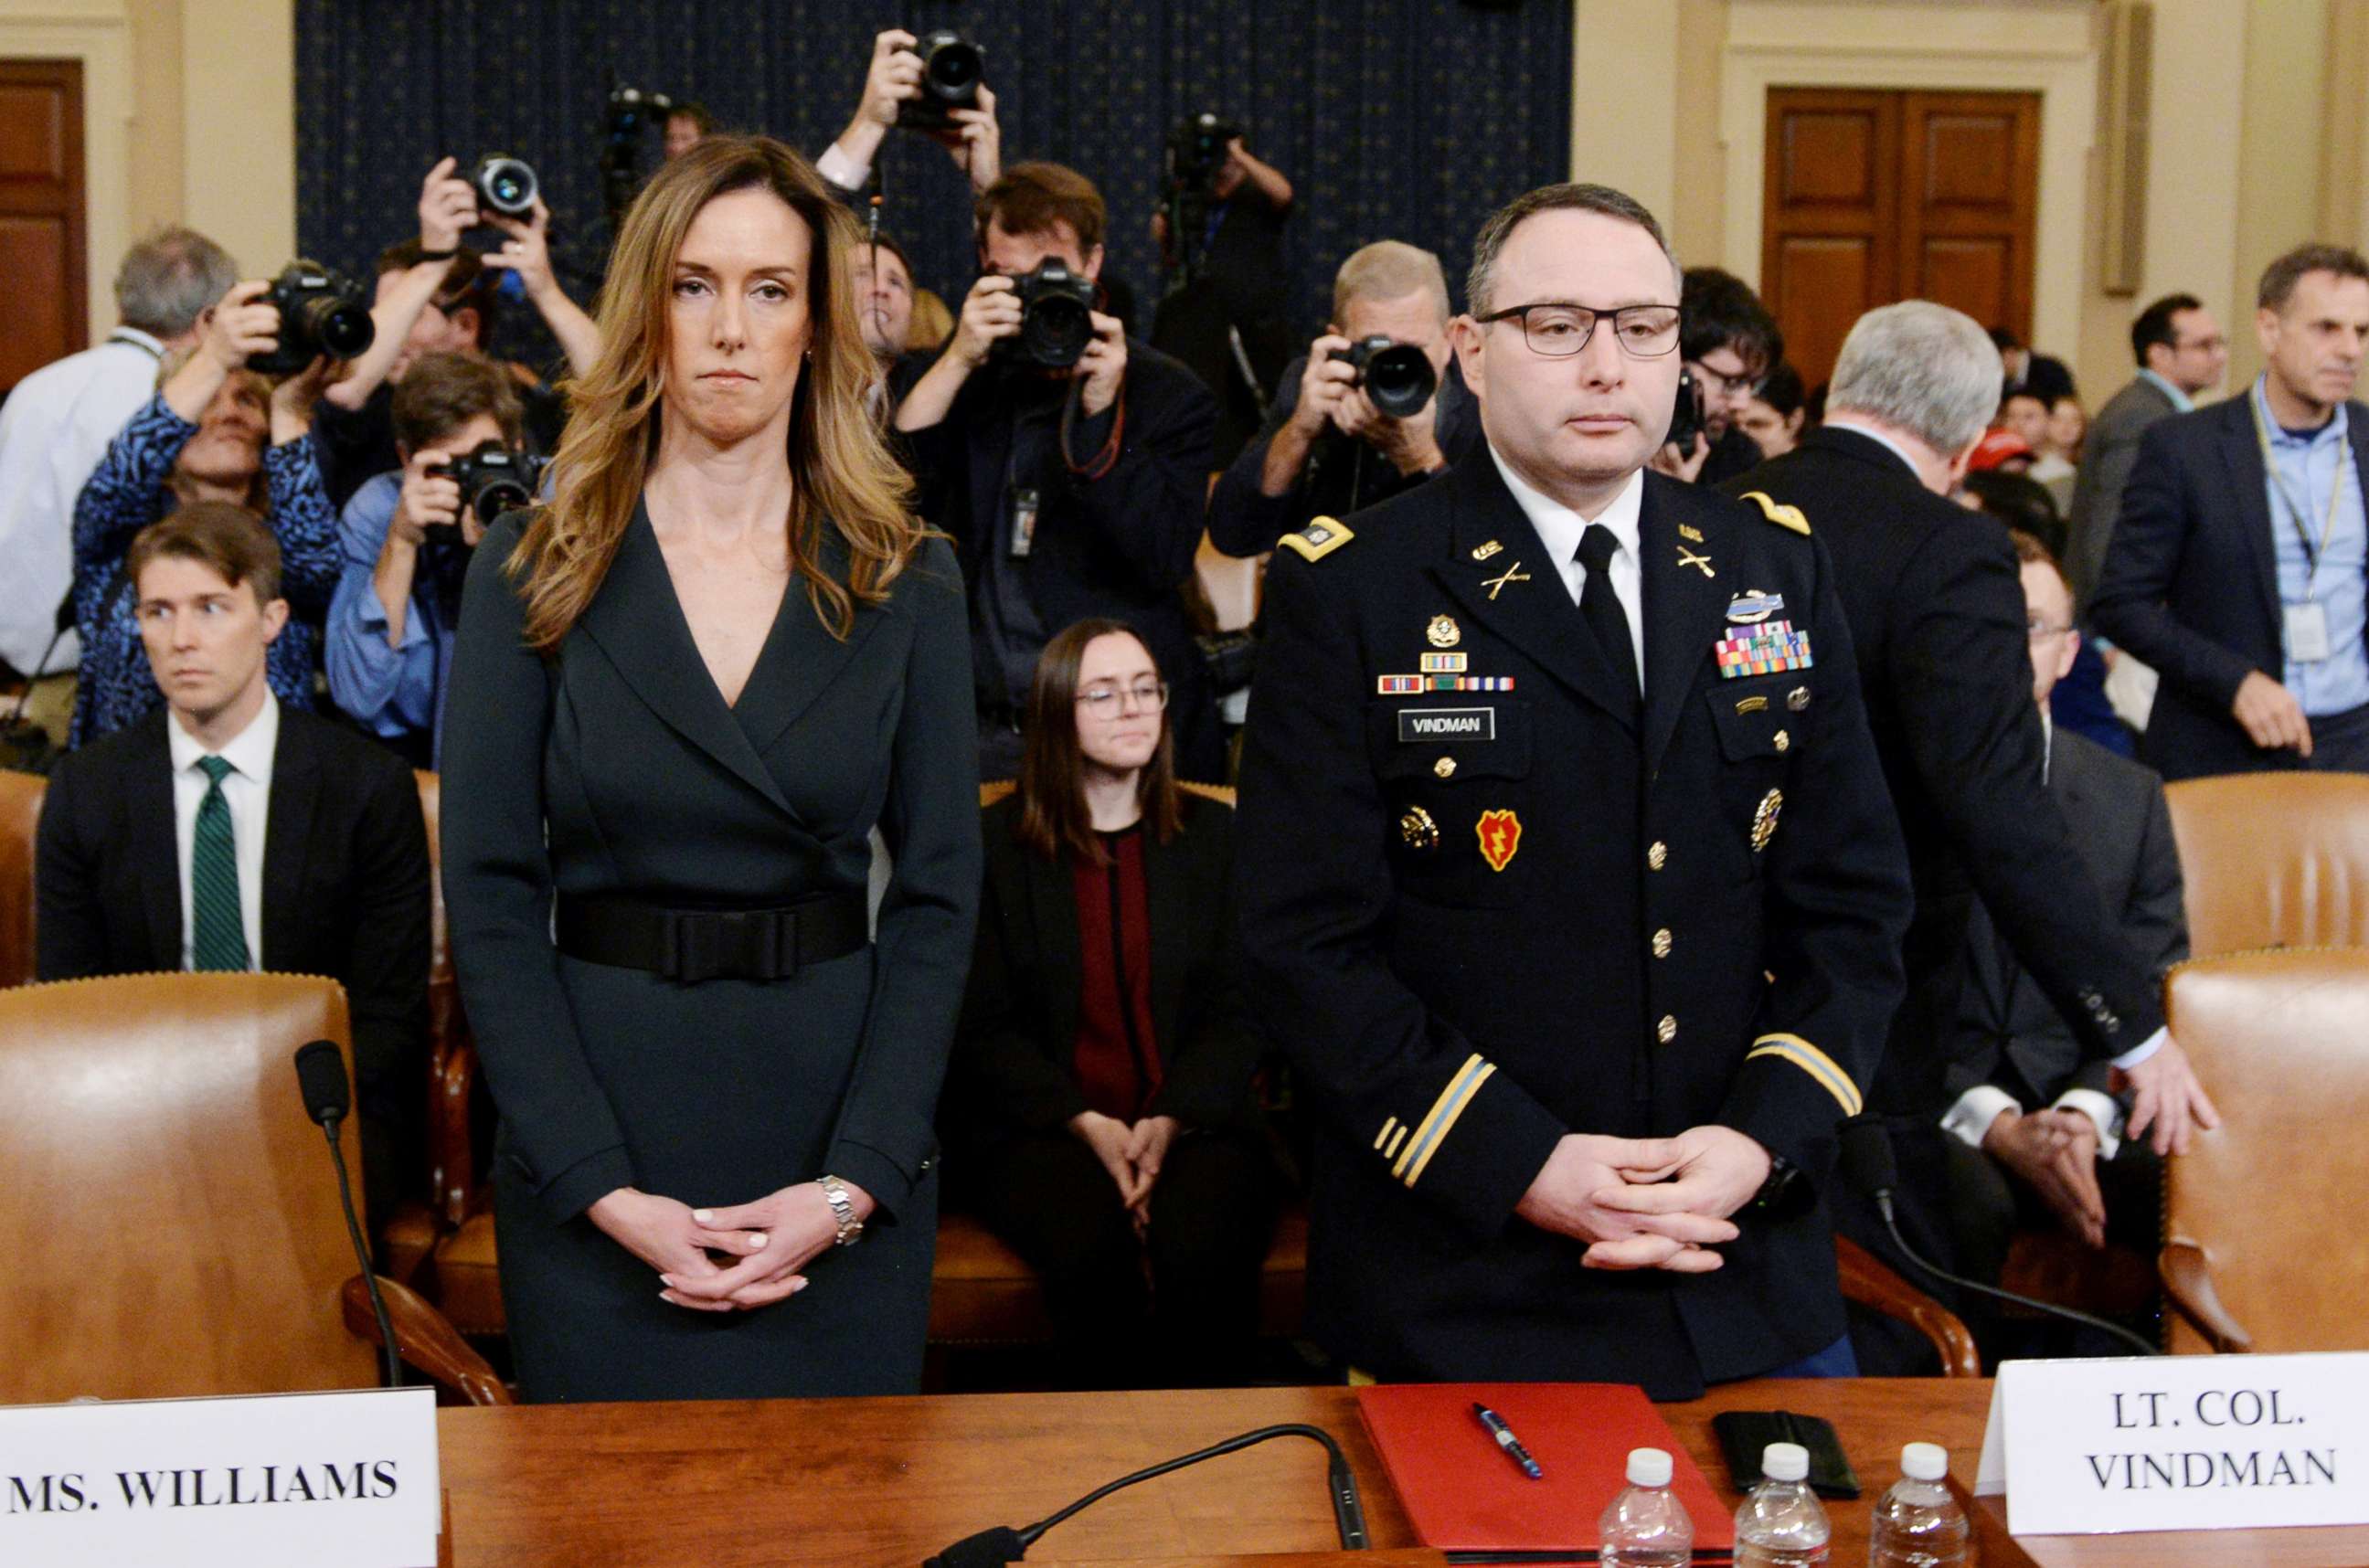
left=1947, top=727, right=2188, bottom=1110
left=2088, top=394, right=2369, bottom=779
left=1236, top=455, right=1912, bottom=1396
left=944, top=792, right=1263, bottom=1155
left=36, top=705, right=431, bottom=1217
left=2063, top=375, right=2180, bottom=609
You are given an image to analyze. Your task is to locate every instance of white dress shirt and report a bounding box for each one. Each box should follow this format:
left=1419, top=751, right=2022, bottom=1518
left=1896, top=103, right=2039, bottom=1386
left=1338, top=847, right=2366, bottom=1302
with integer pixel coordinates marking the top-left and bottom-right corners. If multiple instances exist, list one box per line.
left=1486, top=444, right=1646, bottom=688
left=169, top=693, right=280, bottom=970
left=0, top=328, right=167, bottom=676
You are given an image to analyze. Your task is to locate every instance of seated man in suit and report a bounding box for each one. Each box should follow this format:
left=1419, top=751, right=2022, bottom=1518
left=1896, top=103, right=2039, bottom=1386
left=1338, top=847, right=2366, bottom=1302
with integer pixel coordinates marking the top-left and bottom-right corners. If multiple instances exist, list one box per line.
left=1942, top=531, right=2182, bottom=1353
left=37, top=502, right=430, bottom=1227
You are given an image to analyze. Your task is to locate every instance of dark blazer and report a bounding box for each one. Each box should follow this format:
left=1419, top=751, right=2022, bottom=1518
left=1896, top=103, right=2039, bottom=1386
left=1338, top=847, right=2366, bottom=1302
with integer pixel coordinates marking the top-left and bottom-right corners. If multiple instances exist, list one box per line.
left=1947, top=727, right=2188, bottom=1110
left=1236, top=454, right=1912, bottom=1397
left=944, top=792, right=1263, bottom=1154
left=2063, top=374, right=2180, bottom=609
left=36, top=704, right=430, bottom=1218
left=2089, top=394, right=2369, bottom=779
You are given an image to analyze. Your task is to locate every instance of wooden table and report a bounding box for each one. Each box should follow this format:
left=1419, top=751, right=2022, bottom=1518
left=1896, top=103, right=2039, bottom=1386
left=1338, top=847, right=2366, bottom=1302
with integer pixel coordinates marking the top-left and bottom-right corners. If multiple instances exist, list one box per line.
left=437, top=1378, right=1997, bottom=1565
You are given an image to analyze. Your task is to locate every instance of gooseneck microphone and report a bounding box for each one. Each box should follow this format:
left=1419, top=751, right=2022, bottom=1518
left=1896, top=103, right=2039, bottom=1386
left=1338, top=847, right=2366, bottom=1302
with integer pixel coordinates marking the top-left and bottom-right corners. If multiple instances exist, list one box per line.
left=294, top=1041, right=402, bottom=1389
left=1835, top=1113, right=2158, bottom=1358
left=923, top=1423, right=1368, bottom=1567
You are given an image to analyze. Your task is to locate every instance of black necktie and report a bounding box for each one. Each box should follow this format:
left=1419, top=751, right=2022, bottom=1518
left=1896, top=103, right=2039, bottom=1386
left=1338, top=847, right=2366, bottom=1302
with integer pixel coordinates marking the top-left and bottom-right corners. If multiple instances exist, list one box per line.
left=1575, top=523, right=1641, bottom=711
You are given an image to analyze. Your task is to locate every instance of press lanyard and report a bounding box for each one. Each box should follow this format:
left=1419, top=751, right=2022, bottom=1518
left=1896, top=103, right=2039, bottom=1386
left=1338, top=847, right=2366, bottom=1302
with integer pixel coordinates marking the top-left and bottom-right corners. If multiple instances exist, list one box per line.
left=2251, top=389, right=2352, bottom=589
left=104, top=328, right=162, bottom=362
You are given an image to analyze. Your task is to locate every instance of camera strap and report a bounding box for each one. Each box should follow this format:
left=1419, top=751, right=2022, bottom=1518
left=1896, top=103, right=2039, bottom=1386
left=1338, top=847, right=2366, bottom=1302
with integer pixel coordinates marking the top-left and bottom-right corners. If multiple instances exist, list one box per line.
left=1058, top=375, right=1124, bottom=481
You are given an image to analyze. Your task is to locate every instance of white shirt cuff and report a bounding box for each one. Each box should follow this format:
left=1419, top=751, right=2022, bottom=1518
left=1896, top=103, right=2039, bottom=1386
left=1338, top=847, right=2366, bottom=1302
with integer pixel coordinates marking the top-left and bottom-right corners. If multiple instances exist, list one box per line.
left=1940, top=1084, right=2020, bottom=1151
left=2054, top=1087, right=2125, bottom=1160
left=817, top=141, right=868, bottom=193
left=2109, top=1025, right=2167, bottom=1073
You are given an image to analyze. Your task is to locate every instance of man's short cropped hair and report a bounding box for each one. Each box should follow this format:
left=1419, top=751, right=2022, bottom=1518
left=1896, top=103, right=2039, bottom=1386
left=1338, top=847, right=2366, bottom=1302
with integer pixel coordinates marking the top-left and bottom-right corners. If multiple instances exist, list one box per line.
left=114, top=226, right=238, bottom=341
left=2006, top=525, right=2072, bottom=595
left=2257, top=243, right=2369, bottom=313
left=975, top=162, right=1105, bottom=256
left=391, top=350, right=525, bottom=454
left=124, top=501, right=283, bottom=608
left=1827, top=300, right=2002, bottom=457
left=376, top=240, right=501, bottom=342
left=1680, top=267, right=1784, bottom=376
left=1755, top=360, right=1806, bottom=418
left=669, top=101, right=717, bottom=134
left=1332, top=241, right=1450, bottom=325
left=859, top=228, right=916, bottom=281
left=1465, top=183, right=1676, bottom=318
left=2130, top=292, right=2203, bottom=368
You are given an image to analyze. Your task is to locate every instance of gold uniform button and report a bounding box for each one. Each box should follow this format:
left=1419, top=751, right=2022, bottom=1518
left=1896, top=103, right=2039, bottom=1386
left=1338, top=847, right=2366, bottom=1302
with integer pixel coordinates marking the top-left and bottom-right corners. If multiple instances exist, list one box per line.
left=1656, top=1014, right=1678, bottom=1044
left=1647, top=841, right=1668, bottom=871
left=1773, top=728, right=1790, bottom=753
left=1652, top=928, right=1673, bottom=959
left=1434, top=756, right=1457, bottom=779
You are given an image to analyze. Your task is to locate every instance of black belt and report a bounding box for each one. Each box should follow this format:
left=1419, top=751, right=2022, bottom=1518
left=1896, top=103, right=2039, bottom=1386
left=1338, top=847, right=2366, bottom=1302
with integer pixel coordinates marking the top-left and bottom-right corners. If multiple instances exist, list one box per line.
left=555, top=890, right=868, bottom=984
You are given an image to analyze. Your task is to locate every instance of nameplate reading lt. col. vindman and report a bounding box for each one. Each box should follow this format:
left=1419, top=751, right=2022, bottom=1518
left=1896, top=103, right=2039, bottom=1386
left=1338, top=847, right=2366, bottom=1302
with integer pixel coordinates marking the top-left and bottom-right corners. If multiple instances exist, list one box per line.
left=0, top=1386, right=439, bottom=1567
left=1975, top=1353, right=2369, bottom=1536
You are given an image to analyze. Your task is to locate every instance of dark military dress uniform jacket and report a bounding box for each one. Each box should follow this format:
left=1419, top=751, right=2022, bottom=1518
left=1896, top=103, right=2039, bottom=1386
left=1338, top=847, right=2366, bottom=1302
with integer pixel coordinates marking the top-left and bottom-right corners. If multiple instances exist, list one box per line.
left=1235, top=454, right=1912, bottom=1398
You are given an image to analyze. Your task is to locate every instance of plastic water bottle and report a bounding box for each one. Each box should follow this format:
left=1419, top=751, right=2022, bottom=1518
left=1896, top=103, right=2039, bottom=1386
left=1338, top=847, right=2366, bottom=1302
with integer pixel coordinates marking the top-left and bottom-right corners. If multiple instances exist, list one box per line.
left=1599, top=1446, right=1694, bottom=1568
left=1868, top=1442, right=1969, bottom=1567
left=1735, top=1442, right=1831, bottom=1567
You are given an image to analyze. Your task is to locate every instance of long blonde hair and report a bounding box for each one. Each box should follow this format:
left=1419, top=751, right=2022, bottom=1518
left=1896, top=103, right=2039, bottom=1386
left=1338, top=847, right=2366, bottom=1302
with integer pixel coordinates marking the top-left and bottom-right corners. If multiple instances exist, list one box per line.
left=509, top=134, right=923, bottom=649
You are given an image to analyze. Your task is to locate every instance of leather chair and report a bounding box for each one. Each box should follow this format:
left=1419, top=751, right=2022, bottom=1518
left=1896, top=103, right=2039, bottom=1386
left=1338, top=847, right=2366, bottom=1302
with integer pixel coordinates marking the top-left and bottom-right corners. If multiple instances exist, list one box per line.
left=2158, top=948, right=2369, bottom=1354
left=0, top=768, right=43, bottom=987
left=2165, top=772, right=2369, bottom=957
left=0, top=971, right=507, bottom=1403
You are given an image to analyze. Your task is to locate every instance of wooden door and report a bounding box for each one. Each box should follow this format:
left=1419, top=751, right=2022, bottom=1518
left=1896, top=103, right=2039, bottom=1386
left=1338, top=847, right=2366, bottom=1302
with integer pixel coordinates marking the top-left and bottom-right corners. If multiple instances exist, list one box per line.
left=0, top=60, right=85, bottom=397
left=1762, top=87, right=2039, bottom=389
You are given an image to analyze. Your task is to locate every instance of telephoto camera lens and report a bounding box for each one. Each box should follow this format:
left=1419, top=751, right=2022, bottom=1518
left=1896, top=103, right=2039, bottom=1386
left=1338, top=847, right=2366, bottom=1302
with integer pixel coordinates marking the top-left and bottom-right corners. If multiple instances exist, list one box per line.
left=1170, top=111, right=1240, bottom=187
left=1009, top=259, right=1099, bottom=370
left=898, top=30, right=984, bottom=132
left=252, top=261, right=375, bottom=377
left=468, top=155, right=539, bottom=218
left=1331, top=335, right=1439, bottom=419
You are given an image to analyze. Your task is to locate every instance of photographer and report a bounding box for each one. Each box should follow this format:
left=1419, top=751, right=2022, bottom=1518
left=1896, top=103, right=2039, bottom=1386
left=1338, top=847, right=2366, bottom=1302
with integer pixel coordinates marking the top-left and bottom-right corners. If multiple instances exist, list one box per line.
left=324, top=351, right=525, bottom=767
left=316, top=157, right=599, bottom=506
left=663, top=101, right=715, bottom=160
left=1207, top=240, right=1479, bottom=558
left=894, top=162, right=1221, bottom=781
left=1654, top=266, right=1785, bottom=486
left=1150, top=119, right=1293, bottom=468
left=66, top=283, right=342, bottom=747
left=818, top=27, right=1002, bottom=199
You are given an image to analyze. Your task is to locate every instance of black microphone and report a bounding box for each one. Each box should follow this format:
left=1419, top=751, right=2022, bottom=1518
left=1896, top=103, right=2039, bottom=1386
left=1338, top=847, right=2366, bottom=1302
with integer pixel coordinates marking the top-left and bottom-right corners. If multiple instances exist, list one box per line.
left=1834, top=1113, right=2158, bottom=1357
left=293, top=1041, right=402, bottom=1389
left=922, top=1424, right=1368, bottom=1567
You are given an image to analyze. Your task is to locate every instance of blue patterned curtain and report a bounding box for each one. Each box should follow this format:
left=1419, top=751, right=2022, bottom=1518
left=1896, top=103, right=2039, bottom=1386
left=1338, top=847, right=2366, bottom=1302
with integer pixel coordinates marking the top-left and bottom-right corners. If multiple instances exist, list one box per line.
left=296, top=1, right=1571, bottom=361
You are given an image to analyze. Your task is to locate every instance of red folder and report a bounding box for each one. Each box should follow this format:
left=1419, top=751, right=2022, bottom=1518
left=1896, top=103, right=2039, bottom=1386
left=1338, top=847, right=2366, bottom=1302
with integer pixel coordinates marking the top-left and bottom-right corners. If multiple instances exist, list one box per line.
left=1355, top=1382, right=1736, bottom=1562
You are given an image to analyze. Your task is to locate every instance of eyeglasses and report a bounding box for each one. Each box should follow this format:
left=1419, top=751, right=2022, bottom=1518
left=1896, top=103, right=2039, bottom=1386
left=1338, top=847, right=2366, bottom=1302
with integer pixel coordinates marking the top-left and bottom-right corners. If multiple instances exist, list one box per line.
left=1473, top=302, right=1682, bottom=358
left=1077, top=680, right=1168, bottom=716
left=2026, top=619, right=2075, bottom=641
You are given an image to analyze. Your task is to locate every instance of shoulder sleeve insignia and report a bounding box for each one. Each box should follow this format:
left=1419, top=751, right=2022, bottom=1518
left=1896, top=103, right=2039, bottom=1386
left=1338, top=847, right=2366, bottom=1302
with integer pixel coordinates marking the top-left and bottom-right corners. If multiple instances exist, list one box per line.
left=1739, top=491, right=1811, bottom=536
left=1278, top=515, right=1355, bottom=562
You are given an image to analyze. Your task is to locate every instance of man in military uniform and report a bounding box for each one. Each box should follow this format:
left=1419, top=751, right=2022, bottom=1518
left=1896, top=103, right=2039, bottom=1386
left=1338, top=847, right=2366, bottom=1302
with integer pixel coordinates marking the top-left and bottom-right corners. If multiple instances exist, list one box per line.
left=1235, top=184, right=1915, bottom=1398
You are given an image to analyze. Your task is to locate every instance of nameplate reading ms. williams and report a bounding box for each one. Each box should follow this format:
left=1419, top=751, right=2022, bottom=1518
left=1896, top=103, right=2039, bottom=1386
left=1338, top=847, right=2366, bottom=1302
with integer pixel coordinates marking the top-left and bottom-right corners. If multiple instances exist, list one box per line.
left=1976, top=1353, right=2369, bottom=1537
left=0, top=1386, right=439, bottom=1567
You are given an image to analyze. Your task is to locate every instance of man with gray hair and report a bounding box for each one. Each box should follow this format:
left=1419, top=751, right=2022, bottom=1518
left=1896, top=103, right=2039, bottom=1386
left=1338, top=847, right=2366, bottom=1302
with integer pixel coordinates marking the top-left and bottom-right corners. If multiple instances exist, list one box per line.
left=1725, top=300, right=2219, bottom=1369
left=1207, top=238, right=1482, bottom=556
left=0, top=225, right=236, bottom=740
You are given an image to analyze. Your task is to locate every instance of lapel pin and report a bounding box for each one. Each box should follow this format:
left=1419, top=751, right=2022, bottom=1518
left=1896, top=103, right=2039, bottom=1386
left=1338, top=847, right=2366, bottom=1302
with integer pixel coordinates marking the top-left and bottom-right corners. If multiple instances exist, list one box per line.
left=1676, top=546, right=1716, bottom=577
left=1482, top=562, right=1532, bottom=600
left=1471, top=540, right=1504, bottom=561
left=1427, top=614, right=1461, bottom=649
left=1787, top=685, right=1811, bottom=712
left=1678, top=524, right=1705, bottom=543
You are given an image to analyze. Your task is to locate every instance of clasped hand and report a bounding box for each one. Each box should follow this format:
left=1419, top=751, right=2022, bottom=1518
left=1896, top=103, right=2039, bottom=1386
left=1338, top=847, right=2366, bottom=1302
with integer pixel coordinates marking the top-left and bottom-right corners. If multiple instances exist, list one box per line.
left=589, top=1180, right=874, bottom=1313
left=1514, top=1127, right=1771, bottom=1273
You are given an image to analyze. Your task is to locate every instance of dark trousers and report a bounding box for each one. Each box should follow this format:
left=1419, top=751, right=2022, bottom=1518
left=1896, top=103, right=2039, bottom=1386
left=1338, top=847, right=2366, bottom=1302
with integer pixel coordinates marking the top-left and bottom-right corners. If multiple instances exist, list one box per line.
left=1944, top=1129, right=2162, bottom=1360
left=959, top=1126, right=1280, bottom=1387
left=2306, top=698, right=2369, bottom=772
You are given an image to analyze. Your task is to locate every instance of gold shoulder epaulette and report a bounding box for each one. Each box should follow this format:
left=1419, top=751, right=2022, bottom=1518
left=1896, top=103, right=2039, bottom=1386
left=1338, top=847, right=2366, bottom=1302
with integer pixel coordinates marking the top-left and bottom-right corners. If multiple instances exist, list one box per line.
left=1278, top=515, right=1355, bottom=562
left=1739, top=491, right=1811, bottom=536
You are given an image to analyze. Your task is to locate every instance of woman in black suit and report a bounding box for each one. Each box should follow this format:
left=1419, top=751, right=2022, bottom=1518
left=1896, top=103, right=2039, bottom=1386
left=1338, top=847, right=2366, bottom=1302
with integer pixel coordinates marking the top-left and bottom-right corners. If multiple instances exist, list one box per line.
left=946, top=618, right=1277, bottom=1386
left=441, top=135, right=979, bottom=1402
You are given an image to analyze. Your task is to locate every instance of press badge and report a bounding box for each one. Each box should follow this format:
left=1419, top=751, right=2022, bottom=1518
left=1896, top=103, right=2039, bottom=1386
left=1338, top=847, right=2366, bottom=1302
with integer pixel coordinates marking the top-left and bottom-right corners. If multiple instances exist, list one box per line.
left=2286, top=600, right=2332, bottom=662
left=1009, top=486, right=1040, bottom=559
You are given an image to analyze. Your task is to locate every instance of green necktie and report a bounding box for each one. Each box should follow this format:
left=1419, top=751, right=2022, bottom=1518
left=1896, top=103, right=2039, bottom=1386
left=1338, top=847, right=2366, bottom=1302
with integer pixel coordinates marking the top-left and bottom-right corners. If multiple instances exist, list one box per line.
left=191, top=754, right=250, bottom=972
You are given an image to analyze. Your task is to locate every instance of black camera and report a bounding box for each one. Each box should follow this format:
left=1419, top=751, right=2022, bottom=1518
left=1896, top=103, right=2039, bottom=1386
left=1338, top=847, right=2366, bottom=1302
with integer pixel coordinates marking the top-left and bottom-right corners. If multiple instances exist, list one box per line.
left=430, top=440, right=550, bottom=533
left=898, top=30, right=985, bottom=132
left=251, top=261, right=374, bottom=378
left=602, top=82, right=677, bottom=222
left=468, top=154, right=538, bottom=219
left=1667, top=366, right=1706, bottom=453
left=1002, top=258, right=1099, bottom=370
left=1167, top=111, right=1240, bottom=190
left=604, top=82, right=675, bottom=139
left=1329, top=336, right=1438, bottom=419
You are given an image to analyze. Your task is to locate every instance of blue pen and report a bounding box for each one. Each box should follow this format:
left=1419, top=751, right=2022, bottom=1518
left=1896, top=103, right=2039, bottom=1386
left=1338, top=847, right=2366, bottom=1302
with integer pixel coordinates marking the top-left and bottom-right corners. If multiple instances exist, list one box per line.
left=1471, top=1402, right=1544, bottom=1480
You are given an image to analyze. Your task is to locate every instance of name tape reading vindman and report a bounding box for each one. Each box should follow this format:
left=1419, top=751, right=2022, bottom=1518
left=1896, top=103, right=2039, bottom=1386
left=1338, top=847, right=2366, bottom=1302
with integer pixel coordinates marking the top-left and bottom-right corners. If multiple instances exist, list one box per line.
left=0, top=1387, right=439, bottom=1566
left=1977, top=1354, right=2369, bottom=1537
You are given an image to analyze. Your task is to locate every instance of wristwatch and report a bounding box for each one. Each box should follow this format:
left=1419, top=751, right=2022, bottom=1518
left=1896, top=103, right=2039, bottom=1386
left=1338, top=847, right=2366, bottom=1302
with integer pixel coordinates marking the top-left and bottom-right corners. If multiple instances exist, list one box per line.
left=819, top=1174, right=865, bottom=1247
left=1747, top=1152, right=1813, bottom=1221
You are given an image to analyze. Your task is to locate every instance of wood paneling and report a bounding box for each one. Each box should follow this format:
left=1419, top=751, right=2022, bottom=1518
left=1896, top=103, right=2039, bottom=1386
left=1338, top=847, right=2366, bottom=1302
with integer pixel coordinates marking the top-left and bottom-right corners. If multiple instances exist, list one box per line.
left=0, top=60, right=83, bottom=395
left=1762, top=87, right=2038, bottom=388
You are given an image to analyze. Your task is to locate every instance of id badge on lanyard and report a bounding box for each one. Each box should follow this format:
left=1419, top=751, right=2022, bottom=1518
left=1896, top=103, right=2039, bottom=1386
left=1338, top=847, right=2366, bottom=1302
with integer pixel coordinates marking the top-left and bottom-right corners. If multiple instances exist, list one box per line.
left=1009, top=486, right=1040, bottom=559
left=2254, top=396, right=2352, bottom=663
